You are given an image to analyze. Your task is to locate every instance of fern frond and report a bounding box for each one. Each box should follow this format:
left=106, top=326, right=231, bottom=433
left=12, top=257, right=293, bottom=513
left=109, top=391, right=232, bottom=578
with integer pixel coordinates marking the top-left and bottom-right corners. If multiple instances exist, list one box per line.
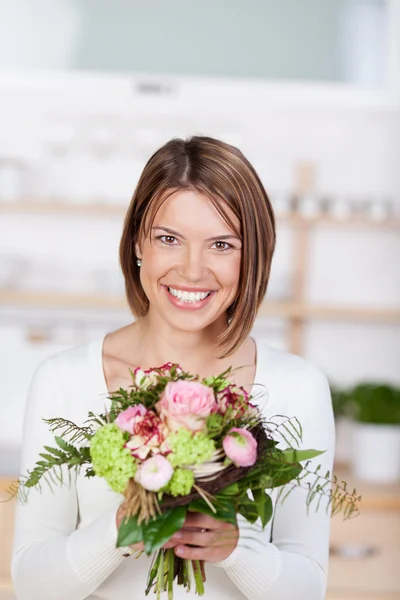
left=286, top=464, right=361, bottom=520
left=263, top=416, right=303, bottom=448
left=84, top=411, right=108, bottom=429
left=44, top=417, right=94, bottom=444
left=10, top=441, right=92, bottom=504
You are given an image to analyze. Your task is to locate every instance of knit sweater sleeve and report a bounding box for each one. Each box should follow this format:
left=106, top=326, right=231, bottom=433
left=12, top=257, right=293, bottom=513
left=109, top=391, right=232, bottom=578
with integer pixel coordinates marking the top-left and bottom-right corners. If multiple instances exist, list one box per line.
left=214, top=354, right=335, bottom=600
left=11, top=358, right=127, bottom=600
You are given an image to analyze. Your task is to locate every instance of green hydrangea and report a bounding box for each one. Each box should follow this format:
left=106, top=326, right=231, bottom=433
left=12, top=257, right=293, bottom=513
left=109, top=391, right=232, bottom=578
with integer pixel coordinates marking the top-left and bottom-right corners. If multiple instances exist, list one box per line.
left=167, top=428, right=215, bottom=468
left=90, top=423, right=137, bottom=494
left=167, top=468, right=194, bottom=497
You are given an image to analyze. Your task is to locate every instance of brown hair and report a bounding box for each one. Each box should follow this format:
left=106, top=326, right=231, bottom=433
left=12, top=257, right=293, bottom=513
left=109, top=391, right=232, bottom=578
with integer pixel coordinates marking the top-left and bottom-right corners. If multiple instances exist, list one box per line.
left=120, top=136, right=276, bottom=357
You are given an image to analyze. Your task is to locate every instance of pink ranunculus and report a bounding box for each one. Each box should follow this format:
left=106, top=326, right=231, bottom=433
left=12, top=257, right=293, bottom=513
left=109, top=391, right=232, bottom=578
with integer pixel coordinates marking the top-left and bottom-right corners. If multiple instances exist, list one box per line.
left=135, top=455, right=174, bottom=492
left=125, top=412, right=169, bottom=460
left=115, top=404, right=147, bottom=435
left=223, top=428, right=258, bottom=467
left=156, top=380, right=217, bottom=432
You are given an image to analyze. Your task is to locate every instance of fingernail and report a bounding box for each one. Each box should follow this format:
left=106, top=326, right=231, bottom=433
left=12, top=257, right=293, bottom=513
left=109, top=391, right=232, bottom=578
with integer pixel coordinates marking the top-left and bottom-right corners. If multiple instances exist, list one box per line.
left=172, top=532, right=183, bottom=539
left=176, top=546, right=184, bottom=554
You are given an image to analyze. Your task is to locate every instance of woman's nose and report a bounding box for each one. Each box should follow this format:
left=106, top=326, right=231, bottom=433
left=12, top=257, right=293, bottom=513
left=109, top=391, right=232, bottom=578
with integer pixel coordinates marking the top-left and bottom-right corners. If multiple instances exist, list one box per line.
left=177, top=248, right=208, bottom=282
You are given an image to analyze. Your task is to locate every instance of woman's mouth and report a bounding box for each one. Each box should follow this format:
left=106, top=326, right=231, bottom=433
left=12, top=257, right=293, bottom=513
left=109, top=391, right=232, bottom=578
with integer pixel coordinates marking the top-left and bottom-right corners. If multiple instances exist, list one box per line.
left=162, top=285, right=216, bottom=309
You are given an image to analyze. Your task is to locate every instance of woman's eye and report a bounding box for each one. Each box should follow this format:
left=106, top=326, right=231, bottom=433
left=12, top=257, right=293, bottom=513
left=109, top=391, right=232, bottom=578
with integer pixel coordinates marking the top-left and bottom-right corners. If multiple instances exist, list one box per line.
left=159, top=235, right=177, bottom=245
left=213, top=241, right=232, bottom=251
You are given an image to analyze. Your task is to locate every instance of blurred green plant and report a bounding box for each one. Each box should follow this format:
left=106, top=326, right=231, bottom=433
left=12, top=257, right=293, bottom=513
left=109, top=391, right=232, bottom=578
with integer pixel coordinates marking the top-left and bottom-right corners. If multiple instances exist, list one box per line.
left=349, top=383, right=400, bottom=426
left=330, top=381, right=400, bottom=425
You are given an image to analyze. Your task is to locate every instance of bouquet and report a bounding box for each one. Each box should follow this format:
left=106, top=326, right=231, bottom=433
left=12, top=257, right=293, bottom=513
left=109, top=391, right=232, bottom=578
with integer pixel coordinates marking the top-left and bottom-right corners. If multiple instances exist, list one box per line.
left=10, top=363, right=360, bottom=598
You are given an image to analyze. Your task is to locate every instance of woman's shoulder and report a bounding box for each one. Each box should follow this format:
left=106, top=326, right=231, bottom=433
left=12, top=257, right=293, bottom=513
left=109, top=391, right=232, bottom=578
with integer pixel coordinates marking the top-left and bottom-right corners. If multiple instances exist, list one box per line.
left=254, top=338, right=331, bottom=415
left=31, top=337, right=104, bottom=388
left=256, top=338, right=328, bottom=383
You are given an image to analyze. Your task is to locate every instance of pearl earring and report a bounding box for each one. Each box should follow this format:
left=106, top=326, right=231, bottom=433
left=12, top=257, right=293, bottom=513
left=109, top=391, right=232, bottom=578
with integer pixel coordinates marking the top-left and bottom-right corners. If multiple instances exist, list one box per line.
left=136, top=258, right=142, bottom=267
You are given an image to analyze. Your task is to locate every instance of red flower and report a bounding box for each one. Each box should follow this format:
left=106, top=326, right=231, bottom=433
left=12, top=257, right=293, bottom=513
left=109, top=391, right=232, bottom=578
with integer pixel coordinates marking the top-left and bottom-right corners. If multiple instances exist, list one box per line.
left=125, top=412, right=169, bottom=460
left=217, top=385, right=251, bottom=419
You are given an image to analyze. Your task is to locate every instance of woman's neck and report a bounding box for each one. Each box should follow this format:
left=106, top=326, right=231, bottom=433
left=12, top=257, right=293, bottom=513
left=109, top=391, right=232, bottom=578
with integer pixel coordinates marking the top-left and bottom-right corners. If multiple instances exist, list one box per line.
left=131, top=317, right=226, bottom=375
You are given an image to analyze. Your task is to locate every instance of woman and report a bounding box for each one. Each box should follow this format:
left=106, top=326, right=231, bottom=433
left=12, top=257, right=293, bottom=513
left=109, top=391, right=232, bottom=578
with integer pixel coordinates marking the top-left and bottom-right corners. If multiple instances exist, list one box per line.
left=12, top=136, right=334, bottom=600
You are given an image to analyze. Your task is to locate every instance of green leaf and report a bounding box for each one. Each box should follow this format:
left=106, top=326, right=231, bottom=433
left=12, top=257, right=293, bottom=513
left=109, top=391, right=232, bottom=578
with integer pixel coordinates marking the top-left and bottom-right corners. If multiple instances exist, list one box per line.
left=55, top=436, right=79, bottom=456
left=237, top=495, right=259, bottom=524
left=269, top=464, right=303, bottom=487
left=217, top=482, right=239, bottom=496
left=142, top=505, right=187, bottom=554
left=252, top=489, right=273, bottom=527
left=39, top=452, right=58, bottom=463
left=116, top=515, right=143, bottom=548
left=189, top=498, right=237, bottom=526
left=281, top=449, right=325, bottom=462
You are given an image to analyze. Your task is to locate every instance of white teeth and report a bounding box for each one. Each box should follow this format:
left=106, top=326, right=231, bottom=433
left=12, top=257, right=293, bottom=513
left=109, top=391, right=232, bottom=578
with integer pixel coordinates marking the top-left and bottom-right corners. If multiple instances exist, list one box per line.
left=168, top=287, right=211, bottom=303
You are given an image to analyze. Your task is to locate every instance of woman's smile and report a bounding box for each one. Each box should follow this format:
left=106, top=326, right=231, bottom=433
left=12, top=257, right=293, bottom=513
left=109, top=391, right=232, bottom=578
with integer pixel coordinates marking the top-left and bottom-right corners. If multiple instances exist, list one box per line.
left=162, top=284, right=217, bottom=310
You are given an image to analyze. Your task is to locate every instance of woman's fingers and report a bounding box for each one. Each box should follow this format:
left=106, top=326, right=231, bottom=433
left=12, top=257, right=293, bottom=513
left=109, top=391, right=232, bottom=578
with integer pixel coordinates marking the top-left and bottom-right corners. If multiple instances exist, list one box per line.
left=172, top=527, right=237, bottom=547
left=183, top=511, right=231, bottom=531
left=163, top=539, right=179, bottom=549
left=129, top=541, right=144, bottom=551
left=174, top=544, right=226, bottom=563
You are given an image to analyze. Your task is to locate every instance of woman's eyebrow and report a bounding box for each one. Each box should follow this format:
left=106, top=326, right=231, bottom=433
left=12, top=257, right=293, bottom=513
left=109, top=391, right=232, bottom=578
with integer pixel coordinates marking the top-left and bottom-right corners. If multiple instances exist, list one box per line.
left=151, top=226, right=241, bottom=242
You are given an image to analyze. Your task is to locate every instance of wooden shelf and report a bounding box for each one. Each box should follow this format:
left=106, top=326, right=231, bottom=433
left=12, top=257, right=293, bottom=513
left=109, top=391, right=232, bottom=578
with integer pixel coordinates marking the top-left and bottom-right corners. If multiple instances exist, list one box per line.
left=0, top=201, right=127, bottom=216
left=1, top=290, right=400, bottom=323
left=1, top=201, right=399, bottom=229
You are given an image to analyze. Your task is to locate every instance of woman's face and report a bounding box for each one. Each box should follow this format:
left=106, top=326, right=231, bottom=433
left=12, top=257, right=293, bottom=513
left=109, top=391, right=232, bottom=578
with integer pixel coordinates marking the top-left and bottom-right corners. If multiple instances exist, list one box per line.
left=136, top=190, right=242, bottom=334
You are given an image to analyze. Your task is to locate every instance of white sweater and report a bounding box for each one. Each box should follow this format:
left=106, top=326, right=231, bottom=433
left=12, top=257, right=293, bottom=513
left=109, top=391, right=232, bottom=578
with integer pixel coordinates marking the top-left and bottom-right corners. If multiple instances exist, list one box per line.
left=12, top=336, right=335, bottom=600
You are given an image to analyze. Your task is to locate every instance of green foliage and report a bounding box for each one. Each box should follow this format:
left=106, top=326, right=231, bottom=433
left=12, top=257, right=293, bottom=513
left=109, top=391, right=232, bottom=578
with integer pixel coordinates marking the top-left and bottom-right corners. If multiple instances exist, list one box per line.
left=252, top=489, right=273, bottom=527
left=329, top=381, right=400, bottom=425
left=188, top=497, right=237, bottom=525
left=205, top=412, right=224, bottom=437
left=117, top=515, right=144, bottom=547
left=43, top=417, right=94, bottom=444
left=16, top=436, right=91, bottom=501
left=142, top=506, right=187, bottom=555
left=349, top=383, right=400, bottom=425
left=117, top=506, right=188, bottom=554
left=202, top=368, right=232, bottom=392
left=281, top=449, right=325, bottom=463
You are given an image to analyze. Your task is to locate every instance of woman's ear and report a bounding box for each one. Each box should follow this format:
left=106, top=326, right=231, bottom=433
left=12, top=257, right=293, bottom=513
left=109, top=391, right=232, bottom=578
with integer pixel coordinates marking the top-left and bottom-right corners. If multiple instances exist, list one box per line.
left=135, top=242, right=141, bottom=259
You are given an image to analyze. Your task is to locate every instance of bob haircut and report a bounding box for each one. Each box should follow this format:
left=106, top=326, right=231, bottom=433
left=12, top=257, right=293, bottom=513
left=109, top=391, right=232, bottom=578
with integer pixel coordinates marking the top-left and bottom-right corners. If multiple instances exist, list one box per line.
left=120, top=136, right=276, bottom=358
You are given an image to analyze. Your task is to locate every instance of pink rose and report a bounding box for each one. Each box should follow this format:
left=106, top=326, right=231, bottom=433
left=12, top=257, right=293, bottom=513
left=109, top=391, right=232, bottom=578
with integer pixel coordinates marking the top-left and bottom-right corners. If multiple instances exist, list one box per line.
left=125, top=412, right=169, bottom=460
left=115, top=404, right=147, bottom=434
left=156, top=380, right=217, bottom=432
left=223, top=428, right=258, bottom=467
left=135, top=455, right=173, bottom=492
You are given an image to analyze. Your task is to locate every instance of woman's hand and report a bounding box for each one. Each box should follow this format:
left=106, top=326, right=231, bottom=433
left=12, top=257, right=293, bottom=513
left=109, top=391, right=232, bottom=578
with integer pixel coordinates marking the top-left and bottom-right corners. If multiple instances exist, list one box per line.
left=116, top=505, right=239, bottom=559
left=171, top=511, right=239, bottom=563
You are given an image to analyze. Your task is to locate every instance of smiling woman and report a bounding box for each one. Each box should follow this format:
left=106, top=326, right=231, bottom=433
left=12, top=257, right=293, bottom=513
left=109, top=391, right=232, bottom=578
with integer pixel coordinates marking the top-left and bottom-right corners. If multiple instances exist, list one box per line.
left=12, top=135, right=335, bottom=600
left=120, top=136, right=276, bottom=358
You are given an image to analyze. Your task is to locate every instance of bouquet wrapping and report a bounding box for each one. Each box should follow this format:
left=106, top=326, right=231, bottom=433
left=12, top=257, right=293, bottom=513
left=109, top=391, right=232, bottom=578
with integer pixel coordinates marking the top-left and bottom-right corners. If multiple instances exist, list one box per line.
left=11, top=363, right=359, bottom=598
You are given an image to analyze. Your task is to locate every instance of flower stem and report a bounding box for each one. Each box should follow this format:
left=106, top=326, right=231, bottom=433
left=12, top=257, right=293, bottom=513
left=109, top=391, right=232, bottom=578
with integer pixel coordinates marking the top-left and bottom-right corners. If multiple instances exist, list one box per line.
left=145, top=550, right=161, bottom=596
left=167, top=549, right=175, bottom=599
left=192, top=560, right=205, bottom=596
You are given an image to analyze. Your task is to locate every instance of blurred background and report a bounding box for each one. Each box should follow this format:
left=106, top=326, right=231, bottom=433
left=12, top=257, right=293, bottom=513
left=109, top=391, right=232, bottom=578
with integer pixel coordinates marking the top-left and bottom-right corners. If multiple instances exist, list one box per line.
left=0, top=1, right=399, bottom=598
